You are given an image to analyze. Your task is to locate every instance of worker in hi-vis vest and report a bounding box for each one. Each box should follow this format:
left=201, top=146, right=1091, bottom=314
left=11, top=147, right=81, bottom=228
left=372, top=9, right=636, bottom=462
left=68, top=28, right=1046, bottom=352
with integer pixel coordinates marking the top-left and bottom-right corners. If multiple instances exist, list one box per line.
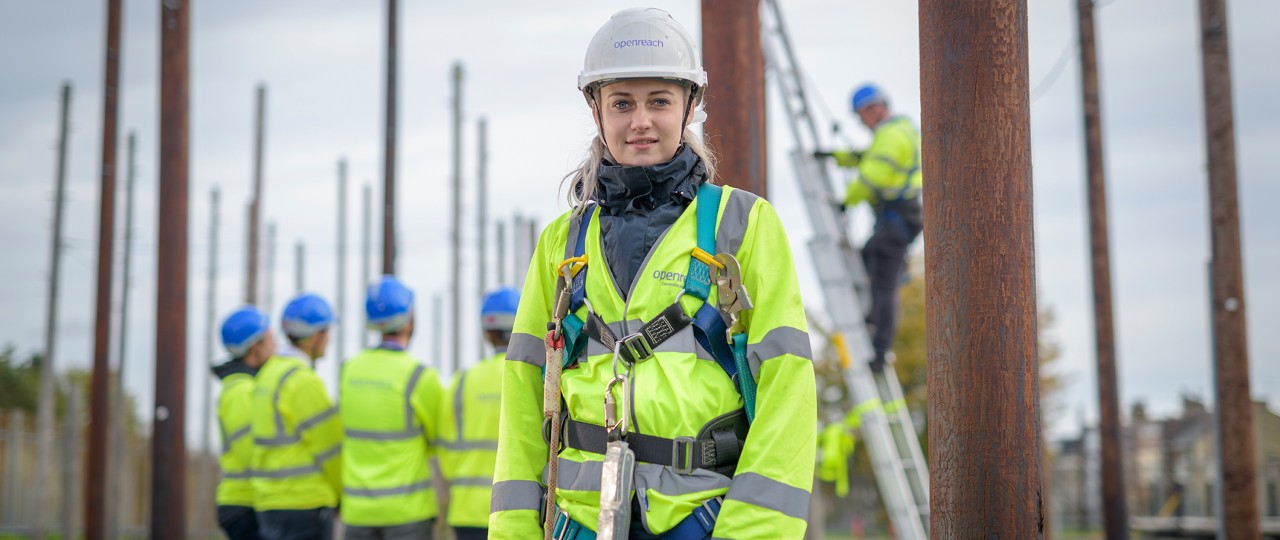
left=489, top=8, right=817, bottom=539
left=814, top=83, right=924, bottom=373
left=439, top=287, right=518, bottom=540
left=252, top=292, right=342, bottom=540
left=215, top=305, right=275, bottom=540
left=340, top=276, right=444, bottom=539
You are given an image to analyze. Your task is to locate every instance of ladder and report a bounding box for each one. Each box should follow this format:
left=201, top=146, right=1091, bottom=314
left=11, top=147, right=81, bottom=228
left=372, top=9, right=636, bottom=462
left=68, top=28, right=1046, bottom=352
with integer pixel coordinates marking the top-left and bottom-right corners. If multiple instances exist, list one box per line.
left=759, top=1, right=930, bottom=538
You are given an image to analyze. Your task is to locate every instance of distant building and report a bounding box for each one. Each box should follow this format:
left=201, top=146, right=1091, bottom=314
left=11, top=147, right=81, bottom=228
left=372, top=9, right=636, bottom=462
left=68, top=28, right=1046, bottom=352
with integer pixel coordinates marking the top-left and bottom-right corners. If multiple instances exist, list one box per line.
left=1052, top=396, right=1280, bottom=528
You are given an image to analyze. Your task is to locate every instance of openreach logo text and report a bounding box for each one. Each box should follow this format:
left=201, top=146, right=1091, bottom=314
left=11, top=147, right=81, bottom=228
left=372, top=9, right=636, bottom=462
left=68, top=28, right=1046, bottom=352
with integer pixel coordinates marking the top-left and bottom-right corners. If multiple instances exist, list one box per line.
left=614, top=38, right=664, bottom=49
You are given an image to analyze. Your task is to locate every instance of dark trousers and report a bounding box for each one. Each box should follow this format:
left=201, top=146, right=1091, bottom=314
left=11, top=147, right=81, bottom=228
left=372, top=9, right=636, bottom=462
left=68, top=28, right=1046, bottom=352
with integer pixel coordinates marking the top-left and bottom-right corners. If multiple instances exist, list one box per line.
left=452, top=526, right=487, bottom=540
left=344, top=518, right=434, bottom=540
left=258, top=507, right=335, bottom=540
left=218, top=505, right=262, bottom=540
left=863, top=218, right=912, bottom=362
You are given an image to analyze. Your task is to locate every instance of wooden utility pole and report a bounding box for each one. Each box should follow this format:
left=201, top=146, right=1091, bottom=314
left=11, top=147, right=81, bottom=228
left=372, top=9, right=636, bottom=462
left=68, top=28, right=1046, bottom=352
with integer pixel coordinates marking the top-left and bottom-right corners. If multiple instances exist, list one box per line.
left=362, top=183, right=372, bottom=339
left=198, top=187, right=220, bottom=539
left=34, top=81, right=72, bottom=540
left=496, top=221, right=506, bottom=286
left=266, top=222, right=276, bottom=316
left=920, top=0, right=1043, bottom=536
left=700, top=0, right=767, bottom=196
left=450, top=62, right=464, bottom=376
left=152, top=0, right=190, bottom=536
left=1077, top=1, right=1128, bottom=538
left=477, top=117, right=488, bottom=296
left=337, top=159, right=348, bottom=366
left=107, top=131, right=138, bottom=540
left=1198, top=0, right=1258, bottom=537
left=382, top=0, right=399, bottom=274
left=246, top=85, right=266, bottom=303
left=87, top=0, right=124, bottom=534
left=295, top=240, right=305, bottom=293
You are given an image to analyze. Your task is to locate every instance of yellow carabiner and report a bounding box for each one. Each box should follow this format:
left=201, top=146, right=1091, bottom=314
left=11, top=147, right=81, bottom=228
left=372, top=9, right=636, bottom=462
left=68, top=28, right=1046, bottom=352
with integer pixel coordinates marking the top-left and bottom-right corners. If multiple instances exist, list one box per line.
left=690, top=248, right=725, bottom=271
left=557, top=254, right=589, bottom=279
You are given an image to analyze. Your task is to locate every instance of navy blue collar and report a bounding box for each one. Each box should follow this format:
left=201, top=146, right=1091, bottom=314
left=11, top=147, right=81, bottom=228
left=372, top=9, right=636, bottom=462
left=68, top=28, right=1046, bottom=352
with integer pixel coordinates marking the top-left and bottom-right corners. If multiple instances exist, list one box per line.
left=378, top=340, right=406, bottom=352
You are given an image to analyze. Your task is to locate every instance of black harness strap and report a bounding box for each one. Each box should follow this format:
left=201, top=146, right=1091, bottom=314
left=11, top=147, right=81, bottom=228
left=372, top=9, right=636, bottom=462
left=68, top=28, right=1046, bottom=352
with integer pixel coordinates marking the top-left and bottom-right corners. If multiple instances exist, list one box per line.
left=582, top=302, right=692, bottom=366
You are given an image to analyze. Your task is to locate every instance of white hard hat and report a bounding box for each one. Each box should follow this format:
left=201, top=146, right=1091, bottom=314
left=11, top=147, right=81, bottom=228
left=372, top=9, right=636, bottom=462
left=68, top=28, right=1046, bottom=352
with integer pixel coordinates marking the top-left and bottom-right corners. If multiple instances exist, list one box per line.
left=577, top=8, right=708, bottom=98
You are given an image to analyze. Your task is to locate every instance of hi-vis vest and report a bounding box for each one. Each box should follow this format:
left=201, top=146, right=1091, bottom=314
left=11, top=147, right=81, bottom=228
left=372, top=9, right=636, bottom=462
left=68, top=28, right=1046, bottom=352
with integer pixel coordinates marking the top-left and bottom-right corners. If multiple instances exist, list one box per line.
left=489, top=186, right=817, bottom=539
left=250, top=353, right=343, bottom=511
left=339, top=347, right=443, bottom=527
left=842, top=115, right=923, bottom=207
left=216, top=372, right=255, bottom=507
left=439, top=352, right=504, bottom=528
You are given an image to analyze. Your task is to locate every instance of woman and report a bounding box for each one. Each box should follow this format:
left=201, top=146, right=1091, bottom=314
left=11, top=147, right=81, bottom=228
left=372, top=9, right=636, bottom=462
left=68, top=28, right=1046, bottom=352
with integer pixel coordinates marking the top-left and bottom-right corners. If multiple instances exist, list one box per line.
left=490, top=8, right=816, bottom=539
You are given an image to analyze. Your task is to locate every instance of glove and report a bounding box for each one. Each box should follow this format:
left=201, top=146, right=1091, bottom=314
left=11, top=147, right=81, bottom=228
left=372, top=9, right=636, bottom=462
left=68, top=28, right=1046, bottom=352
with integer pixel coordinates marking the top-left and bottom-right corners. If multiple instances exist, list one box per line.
left=812, top=150, right=836, bottom=159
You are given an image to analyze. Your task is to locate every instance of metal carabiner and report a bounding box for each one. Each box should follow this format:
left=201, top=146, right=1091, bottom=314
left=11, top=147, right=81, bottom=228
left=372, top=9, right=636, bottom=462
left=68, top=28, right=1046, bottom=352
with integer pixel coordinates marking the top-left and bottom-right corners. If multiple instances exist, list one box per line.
left=604, top=374, right=628, bottom=440
left=713, top=253, right=754, bottom=342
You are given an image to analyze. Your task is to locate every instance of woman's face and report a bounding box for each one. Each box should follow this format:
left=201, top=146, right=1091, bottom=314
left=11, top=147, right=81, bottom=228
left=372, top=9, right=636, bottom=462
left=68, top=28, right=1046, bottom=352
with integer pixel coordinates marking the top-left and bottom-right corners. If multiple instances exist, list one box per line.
left=595, top=78, right=690, bottom=167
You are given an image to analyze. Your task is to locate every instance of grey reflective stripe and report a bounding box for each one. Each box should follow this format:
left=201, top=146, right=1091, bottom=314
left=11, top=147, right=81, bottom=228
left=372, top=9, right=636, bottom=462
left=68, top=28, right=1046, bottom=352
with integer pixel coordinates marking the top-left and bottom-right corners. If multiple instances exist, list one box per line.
left=450, top=476, right=493, bottom=487
left=315, top=444, right=341, bottom=463
left=222, top=424, right=251, bottom=453
left=716, top=188, right=758, bottom=257
left=272, top=366, right=302, bottom=441
left=223, top=470, right=254, bottom=480
left=438, top=440, right=498, bottom=451
left=453, top=370, right=467, bottom=443
left=296, top=406, right=337, bottom=433
left=254, top=463, right=321, bottom=479
left=255, top=434, right=300, bottom=447
left=545, top=458, right=730, bottom=496
left=345, top=428, right=419, bottom=441
left=747, top=326, right=812, bottom=379
left=404, top=364, right=425, bottom=431
left=724, top=472, right=810, bottom=520
left=344, top=478, right=433, bottom=498
left=491, top=480, right=543, bottom=513
left=506, top=333, right=546, bottom=368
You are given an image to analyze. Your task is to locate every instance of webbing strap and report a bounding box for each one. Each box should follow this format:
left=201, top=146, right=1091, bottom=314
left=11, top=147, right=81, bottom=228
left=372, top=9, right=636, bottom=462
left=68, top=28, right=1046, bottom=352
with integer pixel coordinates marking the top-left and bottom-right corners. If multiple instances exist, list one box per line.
left=583, top=303, right=691, bottom=365
left=730, top=333, right=757, bottom=422
left=683, top=183, right=722, bottom=301
left=561, top=204, right=597, bottom=368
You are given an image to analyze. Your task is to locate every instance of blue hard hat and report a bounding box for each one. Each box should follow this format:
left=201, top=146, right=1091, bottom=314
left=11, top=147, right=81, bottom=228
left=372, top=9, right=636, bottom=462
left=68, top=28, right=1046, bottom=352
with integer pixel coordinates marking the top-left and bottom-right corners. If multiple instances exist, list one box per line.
left=221, top=306, right=270, bottom=358
left=281, top=292, right=335, bottom=339
left=480, top=287, right=521, bottom=331
left=851, top=83, right=887, bottom=112
left=366, top=275, right=414, bottom=332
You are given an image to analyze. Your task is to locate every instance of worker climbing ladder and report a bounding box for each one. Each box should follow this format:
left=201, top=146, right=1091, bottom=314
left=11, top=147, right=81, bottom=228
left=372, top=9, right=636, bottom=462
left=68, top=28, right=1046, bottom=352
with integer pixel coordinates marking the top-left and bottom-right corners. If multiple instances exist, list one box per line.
left=759, top=1, right=930, bottom=538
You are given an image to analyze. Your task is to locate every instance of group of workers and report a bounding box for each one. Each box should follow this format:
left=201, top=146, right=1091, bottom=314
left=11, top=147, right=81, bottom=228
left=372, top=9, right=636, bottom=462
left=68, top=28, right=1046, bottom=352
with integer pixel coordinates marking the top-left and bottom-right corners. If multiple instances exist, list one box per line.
left=211, top=7, right=921, bottom=539
left=214, top=278, right=517, bottom=540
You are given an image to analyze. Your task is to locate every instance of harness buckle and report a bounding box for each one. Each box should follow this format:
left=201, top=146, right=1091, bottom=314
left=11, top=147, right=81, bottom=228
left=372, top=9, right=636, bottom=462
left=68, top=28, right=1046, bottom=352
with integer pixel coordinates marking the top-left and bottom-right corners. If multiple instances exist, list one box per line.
left=672, top=436, right=696, bottom=474
left=552, top=507, right=575, bottom=540
left=619, top=331, right=655, bottom=365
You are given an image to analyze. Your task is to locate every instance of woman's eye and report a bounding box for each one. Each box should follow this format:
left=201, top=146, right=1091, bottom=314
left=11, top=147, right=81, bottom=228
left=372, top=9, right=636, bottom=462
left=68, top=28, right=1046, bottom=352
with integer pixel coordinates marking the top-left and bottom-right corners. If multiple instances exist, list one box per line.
left=612, top=101, right=631, bottom=111
left=652, top=98, right=671, bottom=107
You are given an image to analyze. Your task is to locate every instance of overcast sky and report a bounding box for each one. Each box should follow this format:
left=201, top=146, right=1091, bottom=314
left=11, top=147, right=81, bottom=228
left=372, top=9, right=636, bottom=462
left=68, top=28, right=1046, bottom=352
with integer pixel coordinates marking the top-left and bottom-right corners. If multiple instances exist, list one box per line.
left=1, top=0, right=1276, bottom=445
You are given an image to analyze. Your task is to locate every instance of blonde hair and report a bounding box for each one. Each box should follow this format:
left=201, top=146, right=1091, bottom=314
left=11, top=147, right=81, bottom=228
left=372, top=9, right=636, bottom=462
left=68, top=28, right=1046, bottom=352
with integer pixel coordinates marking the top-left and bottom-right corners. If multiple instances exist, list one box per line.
left=563, top=82, right=718, bottom=215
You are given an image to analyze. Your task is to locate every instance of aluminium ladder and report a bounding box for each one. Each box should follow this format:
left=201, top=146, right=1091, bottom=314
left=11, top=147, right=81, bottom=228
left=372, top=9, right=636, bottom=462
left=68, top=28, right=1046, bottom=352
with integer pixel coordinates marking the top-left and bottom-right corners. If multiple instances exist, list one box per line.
left=759, top=1, right=930, bottom=538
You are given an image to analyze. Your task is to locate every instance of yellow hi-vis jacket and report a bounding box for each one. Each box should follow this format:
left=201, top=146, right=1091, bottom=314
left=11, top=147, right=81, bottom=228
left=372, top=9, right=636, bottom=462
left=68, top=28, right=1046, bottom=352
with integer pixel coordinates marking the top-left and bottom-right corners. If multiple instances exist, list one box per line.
left=439, top=352, right=504, bottom=529
left=216, top=371, right=255, bottom=507
left=837, top=116, right=923, bottom=207
left=250, top=350, right=343, bottom=511
left=489, top=186, right=817, bottom=538
left=339, top=346, right=443, bottom=527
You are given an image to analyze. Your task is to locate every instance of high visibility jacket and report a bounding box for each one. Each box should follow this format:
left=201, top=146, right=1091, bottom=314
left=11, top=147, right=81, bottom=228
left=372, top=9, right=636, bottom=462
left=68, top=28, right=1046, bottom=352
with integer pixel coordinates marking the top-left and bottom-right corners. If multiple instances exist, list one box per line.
left=216, top=371, right=255, bottom=507
left=490, top=186, right=817, bottom=538
left=339, top=347, right=443, bottom=527
left=439, top=352, right=504, bottom=529
left=250, top=351, right=343, bottom=511
left=839, top=116, right=923, bottom=207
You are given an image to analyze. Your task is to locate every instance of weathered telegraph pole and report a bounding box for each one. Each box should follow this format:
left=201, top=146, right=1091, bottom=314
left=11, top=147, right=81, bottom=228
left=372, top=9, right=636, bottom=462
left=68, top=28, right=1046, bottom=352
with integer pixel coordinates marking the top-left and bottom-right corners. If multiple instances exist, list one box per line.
left=1077, top=1, right=1129, bottom=538
left=450, top=62, right=464, bottom=375
left=382, top=0, right=399, bottom=274
left=247, top=85, right=266, bottom=303
left=920, top=0, right=1043, bottom=536
left=1198, top=0, right=1258, bottom=537
left=700, top=0, right=767, bottom=196
left=34, top=81, right=72, bottom=540
left=152, top=0, right=191, bottom=537
left=87, top=0, right=125, bottom=534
